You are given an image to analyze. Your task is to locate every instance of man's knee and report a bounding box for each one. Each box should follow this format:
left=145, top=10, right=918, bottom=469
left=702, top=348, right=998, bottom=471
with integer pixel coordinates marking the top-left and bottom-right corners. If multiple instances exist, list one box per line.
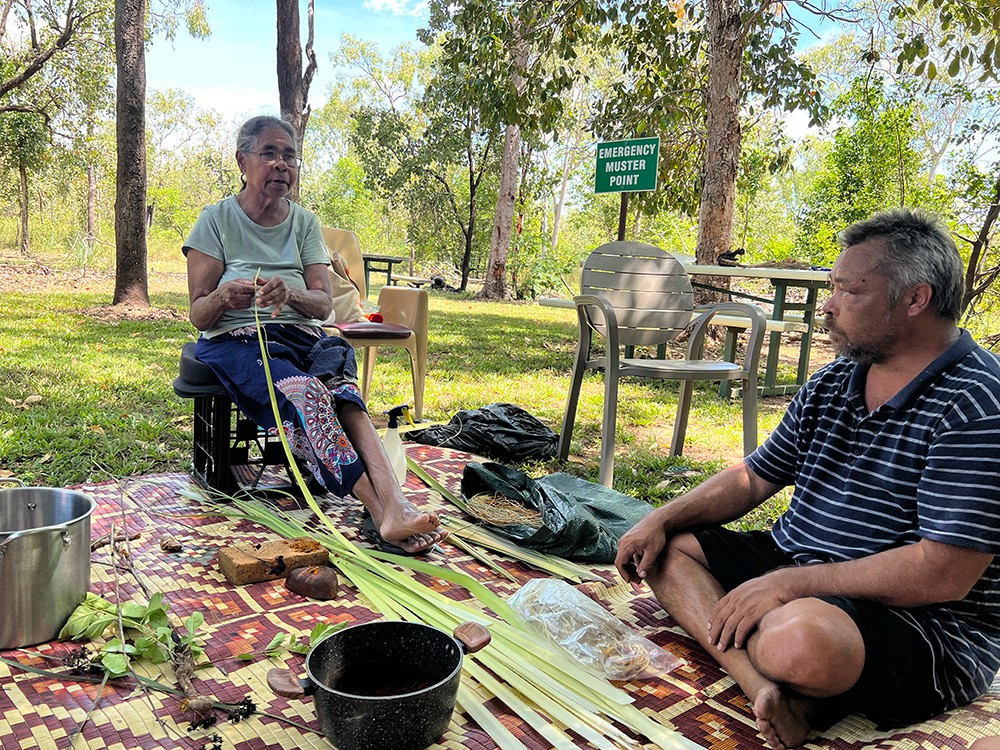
left=750, top=597, right=865, bottom=697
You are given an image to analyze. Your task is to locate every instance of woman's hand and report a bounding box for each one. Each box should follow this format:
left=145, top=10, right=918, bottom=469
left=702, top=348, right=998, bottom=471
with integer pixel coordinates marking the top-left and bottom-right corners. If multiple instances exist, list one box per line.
left=218, top=278, right=257, bottom=311
left=254, top=275, right=292, bottom=317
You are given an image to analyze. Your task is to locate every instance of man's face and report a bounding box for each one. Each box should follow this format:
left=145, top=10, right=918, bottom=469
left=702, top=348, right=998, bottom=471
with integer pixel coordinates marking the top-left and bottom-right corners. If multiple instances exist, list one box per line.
left=821, top=239, right=905, bottom=364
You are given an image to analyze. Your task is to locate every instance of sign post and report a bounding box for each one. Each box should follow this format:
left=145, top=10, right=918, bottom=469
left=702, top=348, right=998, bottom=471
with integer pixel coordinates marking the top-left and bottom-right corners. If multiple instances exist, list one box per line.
left=594, top=136, right=660, bottom=241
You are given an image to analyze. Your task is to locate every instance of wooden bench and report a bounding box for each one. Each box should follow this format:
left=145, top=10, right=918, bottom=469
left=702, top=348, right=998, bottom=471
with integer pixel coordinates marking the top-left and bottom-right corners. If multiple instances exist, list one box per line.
left=390, top=273, right=433, bottom=288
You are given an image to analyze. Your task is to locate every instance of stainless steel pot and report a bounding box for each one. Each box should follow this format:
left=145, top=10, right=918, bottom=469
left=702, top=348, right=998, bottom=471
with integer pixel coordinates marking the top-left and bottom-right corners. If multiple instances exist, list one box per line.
left=0, top=485, right=96, bottom=649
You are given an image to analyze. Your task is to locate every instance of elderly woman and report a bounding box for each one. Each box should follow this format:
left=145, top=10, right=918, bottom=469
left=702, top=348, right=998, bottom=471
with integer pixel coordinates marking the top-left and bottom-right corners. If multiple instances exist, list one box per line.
left=183, top=115, right=444, bottom=554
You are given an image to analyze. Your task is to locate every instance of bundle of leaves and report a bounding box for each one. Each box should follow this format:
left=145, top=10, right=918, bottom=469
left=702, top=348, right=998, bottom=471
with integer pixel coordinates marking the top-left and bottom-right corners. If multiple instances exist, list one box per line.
left=59, top=592, right=204, bottom=678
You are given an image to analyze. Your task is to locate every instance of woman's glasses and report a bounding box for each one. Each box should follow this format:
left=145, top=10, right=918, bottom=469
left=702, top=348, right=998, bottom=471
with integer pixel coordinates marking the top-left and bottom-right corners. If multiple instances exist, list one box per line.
left=250, top=150, right=303, bottom=168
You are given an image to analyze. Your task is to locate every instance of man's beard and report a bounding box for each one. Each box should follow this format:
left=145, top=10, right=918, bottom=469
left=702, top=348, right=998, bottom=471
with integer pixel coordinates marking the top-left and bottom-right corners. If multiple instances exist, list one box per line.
left=823, top=316, right=893, bottom=364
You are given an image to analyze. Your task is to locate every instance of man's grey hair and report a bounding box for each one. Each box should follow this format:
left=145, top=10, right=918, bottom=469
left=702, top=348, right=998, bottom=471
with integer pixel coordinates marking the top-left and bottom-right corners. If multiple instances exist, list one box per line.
left=235, top=116, right=298, bottom=154
left=839, top=208, right=965, bottom=322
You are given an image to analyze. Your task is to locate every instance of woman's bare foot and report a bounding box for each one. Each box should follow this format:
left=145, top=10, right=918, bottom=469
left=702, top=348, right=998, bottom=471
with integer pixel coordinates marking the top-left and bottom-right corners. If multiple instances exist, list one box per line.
left=753, top=684, right=813, bottom=750
left=377, top=501, right=448, bottom=552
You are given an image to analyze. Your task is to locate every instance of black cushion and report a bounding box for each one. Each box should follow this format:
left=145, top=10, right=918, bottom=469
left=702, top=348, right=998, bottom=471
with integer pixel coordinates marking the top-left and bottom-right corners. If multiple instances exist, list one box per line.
left=173, top=342, right=228, bottom=398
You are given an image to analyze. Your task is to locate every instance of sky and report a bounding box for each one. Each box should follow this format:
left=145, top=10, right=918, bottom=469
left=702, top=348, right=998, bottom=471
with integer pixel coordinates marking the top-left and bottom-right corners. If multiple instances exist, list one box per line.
left=145, top=0, right=429, bottom=126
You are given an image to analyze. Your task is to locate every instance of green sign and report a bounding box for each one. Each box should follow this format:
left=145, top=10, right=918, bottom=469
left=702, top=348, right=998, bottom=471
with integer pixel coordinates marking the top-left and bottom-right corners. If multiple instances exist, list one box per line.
left=594, top=137, right=660, bottom=194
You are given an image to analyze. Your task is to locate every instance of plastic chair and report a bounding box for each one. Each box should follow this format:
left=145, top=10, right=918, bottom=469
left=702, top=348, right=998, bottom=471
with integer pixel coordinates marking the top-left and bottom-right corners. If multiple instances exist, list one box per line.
left=558, top=240, right=767, bottom=487
left=321, top=227, right=430, bottom=420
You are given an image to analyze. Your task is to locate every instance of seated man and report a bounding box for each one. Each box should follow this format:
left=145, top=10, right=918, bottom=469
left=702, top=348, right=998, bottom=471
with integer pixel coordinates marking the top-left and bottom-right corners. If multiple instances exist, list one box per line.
left=615, top=208, right=1000, bottom=749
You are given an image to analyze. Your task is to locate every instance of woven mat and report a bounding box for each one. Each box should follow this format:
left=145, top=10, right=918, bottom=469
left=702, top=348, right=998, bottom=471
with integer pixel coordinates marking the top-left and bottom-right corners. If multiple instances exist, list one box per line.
left=1, top=444, right=998, bottom=750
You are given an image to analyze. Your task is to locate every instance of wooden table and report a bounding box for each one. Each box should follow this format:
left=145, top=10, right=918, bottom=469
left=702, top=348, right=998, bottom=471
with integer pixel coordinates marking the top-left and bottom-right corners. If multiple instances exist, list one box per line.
left=683, top=264, right=831, bottom=396
left=361, top=253, right=406, bottom=298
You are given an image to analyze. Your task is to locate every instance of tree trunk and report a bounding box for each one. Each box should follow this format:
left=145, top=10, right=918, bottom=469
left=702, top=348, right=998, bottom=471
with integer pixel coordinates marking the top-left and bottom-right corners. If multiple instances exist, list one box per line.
left=961, top=174, right=1000, bottom=315
left=17, top=162, right=28, bottom=255
left=459, top=194, right=476, bottom=293
left=479, top=122, right=520, bottom=299
left=551, top=89, right=585, bottom=254
left=276, top=0, right=316, bottom=201
left=113, top=0, right=150, bottom=307
left=693, top=0, right=743, bottom=303
left=479, top=23, right=528, bottom=301
left=86, top=163, right=97, bottom=243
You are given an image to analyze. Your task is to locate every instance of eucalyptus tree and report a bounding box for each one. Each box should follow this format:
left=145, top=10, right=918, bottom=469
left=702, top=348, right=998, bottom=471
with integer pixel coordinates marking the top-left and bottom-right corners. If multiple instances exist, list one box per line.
left=276, top=0, right=316, bottom=201
left=423, top=0, right=610, bottom=299
left=113, top=0, right=208, bottom=306
left=0, top=0, right=108, bottom=112
left=0, top=112, right=48, bottom=253
left=345, top=35, right=499, bottom=290
left=595, top=1, right=834, bottom=272
left=804, top=0, right=1000, bottom=313
left=796, top=77, right=929, bottom=263
left=145, top=89, right=232, bottom=239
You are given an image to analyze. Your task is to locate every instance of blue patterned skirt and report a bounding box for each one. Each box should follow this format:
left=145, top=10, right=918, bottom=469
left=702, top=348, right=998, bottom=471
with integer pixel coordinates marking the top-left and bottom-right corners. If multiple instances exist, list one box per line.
left=195, top=324, right=367, bottom=496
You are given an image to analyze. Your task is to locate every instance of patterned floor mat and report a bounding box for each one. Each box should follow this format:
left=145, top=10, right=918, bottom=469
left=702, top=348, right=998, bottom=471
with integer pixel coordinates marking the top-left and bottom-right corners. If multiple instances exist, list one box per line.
left=1, top=444, right=997, bottom=749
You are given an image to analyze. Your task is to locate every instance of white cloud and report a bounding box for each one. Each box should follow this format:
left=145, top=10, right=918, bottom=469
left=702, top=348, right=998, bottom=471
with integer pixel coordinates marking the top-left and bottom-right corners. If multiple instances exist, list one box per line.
left=363, top=0, right=428, bottom=16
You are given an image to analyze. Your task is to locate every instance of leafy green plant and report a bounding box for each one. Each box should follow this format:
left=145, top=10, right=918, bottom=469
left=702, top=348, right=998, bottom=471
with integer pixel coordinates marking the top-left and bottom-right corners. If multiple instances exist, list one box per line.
left=59, top=592, right=205, bottom=678
left=236, top=621, right=343, bottom=661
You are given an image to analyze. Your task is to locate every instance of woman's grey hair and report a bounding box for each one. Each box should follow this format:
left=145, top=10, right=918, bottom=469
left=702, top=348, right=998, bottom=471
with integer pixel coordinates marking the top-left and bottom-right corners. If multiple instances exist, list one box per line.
left=839, top=208, right=965, bottom=321
left=236, top=116, right=297, bottom=154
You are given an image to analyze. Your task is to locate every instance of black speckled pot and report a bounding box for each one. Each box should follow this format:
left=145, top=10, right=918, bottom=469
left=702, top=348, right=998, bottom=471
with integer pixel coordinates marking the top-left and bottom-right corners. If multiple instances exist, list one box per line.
left=300, top=621, right=488, bottom=750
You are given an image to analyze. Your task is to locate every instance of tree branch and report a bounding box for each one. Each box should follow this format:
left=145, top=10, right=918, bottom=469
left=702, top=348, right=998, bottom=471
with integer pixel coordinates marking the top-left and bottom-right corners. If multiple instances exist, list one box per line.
left=0, top=0, right=79, bottom=101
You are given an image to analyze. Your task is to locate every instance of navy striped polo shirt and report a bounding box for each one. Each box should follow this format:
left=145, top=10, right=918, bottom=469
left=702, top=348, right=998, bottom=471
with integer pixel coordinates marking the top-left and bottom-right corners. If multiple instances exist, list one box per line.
left=746, top=329, right=1000, bottom=708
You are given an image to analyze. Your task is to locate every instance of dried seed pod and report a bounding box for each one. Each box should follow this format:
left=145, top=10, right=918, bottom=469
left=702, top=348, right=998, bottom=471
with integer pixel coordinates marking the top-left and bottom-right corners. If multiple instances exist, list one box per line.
left=285, top=566, right=339, bottom=600
left=160, top=535, right=183, bottom=552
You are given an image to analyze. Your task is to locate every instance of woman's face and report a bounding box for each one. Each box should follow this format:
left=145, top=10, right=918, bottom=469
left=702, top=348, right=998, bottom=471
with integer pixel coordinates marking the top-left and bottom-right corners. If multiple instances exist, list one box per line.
left=236, top=126, right=299, bottom=200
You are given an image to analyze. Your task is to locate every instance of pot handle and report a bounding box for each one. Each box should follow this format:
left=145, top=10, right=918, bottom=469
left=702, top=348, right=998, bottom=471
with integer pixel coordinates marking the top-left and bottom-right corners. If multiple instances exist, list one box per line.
left=454, top=622, right=491, bottom=654
left=0, top=521, right=72, bottom=551
left=0, top=478, right=24, bottom=487
left=267, top=668, right=317, bottom=700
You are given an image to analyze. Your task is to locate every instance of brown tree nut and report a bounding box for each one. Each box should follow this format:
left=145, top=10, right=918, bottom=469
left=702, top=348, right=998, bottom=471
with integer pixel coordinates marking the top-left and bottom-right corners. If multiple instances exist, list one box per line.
left=285, top=566, right=339, bottom=600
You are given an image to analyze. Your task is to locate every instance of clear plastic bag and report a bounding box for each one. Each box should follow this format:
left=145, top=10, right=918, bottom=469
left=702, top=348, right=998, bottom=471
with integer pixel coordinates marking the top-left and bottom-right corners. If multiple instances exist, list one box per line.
left=508, top=578, right=686, bottom=681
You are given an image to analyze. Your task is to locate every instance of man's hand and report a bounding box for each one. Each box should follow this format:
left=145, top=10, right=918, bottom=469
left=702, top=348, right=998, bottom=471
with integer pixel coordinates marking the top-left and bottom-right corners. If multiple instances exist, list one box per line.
left=614, top=513, right=669, bottom=584
left=709, top=568, right=798, bottom=651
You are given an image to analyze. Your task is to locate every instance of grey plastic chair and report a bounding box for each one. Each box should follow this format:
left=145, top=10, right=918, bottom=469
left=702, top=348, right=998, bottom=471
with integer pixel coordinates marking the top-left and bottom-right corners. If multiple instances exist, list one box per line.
left=558, top=240, right=768, bottom=487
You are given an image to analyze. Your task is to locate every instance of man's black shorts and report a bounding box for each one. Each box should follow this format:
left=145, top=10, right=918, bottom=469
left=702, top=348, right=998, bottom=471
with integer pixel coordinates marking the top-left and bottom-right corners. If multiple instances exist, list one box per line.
left=693, top=526, right=950, bottom=726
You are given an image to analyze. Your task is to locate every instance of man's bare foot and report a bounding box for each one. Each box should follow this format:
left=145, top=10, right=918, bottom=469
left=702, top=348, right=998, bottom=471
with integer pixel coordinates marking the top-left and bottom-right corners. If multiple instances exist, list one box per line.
left=753, top=684, right=813, bottom=750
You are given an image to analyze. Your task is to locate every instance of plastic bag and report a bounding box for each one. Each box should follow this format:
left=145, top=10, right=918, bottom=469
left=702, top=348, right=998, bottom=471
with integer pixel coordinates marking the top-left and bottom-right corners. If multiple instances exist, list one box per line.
left=509, top=578, right=685, bottom=681
left=460, top=462, right=653, bottom=563
left=408, top=403, right=558, bottom=462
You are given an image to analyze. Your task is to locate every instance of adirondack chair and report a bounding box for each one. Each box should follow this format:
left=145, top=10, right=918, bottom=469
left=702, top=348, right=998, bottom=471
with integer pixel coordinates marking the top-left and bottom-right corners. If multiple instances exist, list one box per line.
left=558, top=240, right=768, bottom=487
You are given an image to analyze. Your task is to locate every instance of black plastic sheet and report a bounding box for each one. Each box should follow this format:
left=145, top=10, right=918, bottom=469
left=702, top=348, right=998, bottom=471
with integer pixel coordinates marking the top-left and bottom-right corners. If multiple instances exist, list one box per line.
left=460, top=462, right=654, bottom=563
left=408, top=403, right=559, bottom=463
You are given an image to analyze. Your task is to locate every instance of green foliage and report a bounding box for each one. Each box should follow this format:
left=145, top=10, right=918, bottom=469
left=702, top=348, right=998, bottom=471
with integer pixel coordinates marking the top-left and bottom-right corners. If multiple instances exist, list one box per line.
left=236, top=621, right=344, bottom=661
left=423, top=0, right=610, bottom=133
left=0, top=113, right=49, bottom=171
left=59, top=592, right=205, bottom=678
left=595, top=0, right=829, bottom=219
left=795, top=77, right=930, bottom=264
left=891, top=0, right=1000, bottom=82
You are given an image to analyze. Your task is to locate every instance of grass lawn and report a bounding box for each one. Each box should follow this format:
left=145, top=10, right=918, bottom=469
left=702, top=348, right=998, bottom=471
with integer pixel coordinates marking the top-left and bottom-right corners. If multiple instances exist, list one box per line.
left=0, top=261, right=831, bottom=527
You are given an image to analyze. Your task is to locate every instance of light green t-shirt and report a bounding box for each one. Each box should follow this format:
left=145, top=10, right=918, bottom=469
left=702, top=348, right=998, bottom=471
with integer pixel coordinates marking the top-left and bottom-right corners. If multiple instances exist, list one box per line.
left=183, top=195, right=330, bottom=337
